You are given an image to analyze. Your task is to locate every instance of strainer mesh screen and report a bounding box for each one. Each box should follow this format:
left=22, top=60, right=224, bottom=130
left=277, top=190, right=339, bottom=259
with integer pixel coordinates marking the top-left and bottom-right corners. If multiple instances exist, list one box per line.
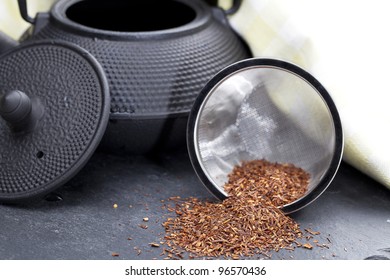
left=196, top=67, right=336, bottom=196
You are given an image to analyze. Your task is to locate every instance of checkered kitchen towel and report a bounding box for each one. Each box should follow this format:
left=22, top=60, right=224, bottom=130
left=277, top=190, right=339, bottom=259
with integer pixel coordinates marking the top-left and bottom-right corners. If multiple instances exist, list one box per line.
left=225, top=0, right=390, bottom=189
left=221, top=0, right=314, bottom=67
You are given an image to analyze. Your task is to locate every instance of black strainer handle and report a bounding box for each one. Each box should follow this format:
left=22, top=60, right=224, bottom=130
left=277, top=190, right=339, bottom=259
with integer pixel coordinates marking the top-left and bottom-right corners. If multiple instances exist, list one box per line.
left=17, top=0, right=36, bottom=24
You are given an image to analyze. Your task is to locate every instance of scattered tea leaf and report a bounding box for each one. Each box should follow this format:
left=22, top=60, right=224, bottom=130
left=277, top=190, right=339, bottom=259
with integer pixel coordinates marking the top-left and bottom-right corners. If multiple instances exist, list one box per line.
left=305, top=228, right=320, bottom=235
left=162, top=159, right=312, bottom=258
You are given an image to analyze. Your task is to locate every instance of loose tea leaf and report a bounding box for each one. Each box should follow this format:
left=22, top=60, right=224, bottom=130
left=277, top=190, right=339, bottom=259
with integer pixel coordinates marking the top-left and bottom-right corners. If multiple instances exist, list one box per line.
left=224, top=160, right=309, bottom=207
left=305, top=228, right=321, bottom=235
left=163, top=159, right=314, bottom=258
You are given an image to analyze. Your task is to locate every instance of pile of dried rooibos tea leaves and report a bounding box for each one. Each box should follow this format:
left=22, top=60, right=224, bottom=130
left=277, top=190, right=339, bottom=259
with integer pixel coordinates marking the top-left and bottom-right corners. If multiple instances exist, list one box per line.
left=162, top=159, right=311, bottom=259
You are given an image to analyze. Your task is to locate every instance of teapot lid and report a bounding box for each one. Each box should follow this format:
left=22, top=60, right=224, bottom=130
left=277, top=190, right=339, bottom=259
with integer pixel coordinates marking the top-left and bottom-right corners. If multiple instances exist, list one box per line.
left=0, top=41, right=110, bottom=202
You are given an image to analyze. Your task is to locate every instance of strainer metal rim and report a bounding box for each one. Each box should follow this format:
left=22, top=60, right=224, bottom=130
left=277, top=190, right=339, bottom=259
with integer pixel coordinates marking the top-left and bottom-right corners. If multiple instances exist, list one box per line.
left=187, top=58, right=344, bottom=213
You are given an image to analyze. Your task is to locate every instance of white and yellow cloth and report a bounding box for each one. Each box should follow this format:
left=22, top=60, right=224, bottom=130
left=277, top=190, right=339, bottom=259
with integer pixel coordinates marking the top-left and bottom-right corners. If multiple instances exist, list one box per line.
left=1, top=0, right=389, bottom=189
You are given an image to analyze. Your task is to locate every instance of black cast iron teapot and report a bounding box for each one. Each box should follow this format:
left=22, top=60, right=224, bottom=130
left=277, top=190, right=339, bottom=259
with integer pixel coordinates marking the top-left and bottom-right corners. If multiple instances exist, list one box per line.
left=0, top=0, right=250, bottom=201
left=2, top=0, right=251, bottom=154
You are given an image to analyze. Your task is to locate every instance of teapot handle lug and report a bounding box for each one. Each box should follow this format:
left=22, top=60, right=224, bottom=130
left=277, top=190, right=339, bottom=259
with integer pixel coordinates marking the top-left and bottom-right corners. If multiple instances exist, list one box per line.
left=32, top=13, right=50, bottom=35
left=211, top=7, right=231, bottom=27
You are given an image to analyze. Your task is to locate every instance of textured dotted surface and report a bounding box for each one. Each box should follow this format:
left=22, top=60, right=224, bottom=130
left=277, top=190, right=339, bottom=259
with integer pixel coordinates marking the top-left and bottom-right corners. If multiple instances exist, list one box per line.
left=32, top=13, right=250, bottom=117
left=0, top=43, right=108, bottom=200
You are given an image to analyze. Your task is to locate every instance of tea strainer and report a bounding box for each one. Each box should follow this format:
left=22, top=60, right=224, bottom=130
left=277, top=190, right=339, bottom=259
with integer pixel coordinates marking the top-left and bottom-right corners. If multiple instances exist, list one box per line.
left=187, top=58, right=343, bottom=213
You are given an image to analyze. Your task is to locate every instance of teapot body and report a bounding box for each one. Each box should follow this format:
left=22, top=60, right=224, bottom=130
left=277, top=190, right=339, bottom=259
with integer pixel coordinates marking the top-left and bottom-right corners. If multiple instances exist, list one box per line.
left=0, top=31, right=18, bottom=55
left=21, top=0, right=251, bottom=153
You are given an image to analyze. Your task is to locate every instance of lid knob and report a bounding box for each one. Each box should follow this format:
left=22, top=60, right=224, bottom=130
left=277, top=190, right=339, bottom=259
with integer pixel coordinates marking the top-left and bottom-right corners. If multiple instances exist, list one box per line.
left=0, top=90, right=43, bottom=133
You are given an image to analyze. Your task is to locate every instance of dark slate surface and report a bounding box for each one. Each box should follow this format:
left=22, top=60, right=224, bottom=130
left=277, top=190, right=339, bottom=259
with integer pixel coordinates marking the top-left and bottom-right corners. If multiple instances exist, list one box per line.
left=1, top=148, right=390, bottom=260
